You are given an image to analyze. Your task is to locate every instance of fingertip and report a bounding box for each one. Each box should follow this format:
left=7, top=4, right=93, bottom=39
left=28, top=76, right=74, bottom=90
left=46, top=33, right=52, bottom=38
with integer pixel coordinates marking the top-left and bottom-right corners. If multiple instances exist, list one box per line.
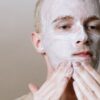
left=28, top=83, right=38, bottom=93
left=28, top=83, right=33, bottom=93
left=66, top=65, right=73, bottom=75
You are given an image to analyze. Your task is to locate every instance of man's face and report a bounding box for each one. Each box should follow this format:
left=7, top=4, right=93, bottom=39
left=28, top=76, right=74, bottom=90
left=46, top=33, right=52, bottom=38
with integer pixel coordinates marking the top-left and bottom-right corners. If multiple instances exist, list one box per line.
left=41, top=0, right=100, bottom=68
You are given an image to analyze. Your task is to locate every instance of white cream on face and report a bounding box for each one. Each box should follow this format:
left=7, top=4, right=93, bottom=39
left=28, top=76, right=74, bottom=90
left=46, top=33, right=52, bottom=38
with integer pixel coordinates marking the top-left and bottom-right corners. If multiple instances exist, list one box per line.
left=40, top=0, right=100, bottom=68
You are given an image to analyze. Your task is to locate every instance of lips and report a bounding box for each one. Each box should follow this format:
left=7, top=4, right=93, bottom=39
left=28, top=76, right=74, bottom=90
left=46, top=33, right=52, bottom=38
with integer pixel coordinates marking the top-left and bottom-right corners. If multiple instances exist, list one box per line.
left=73, top=51, right=93, bottom=58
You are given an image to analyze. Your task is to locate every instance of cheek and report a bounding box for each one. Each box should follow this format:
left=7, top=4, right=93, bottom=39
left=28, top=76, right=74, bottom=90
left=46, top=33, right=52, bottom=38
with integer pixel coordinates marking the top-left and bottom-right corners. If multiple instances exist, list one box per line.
left=90, top=34, right=100, bottom=50
left=47, top=40, right=72, bottom=57
left=42, top=36, right=74, bottom=66
left=89, top=34, right=100, bottom=61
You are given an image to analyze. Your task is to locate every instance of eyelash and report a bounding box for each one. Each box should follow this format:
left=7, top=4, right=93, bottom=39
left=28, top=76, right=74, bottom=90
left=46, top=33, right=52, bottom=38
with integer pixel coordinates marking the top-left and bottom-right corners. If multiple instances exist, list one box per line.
left=59, top=24, right=71, bottom=30
left=85, top=24, right=100, bottom=35
left=56, top=23, right=99, bottom=33
left=86, top=25, right=97, bottom=30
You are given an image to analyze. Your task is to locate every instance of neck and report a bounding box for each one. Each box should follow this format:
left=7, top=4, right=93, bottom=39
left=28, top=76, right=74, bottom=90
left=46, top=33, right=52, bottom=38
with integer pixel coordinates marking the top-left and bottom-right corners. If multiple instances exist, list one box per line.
left=60, top=78, right=77, bottom=100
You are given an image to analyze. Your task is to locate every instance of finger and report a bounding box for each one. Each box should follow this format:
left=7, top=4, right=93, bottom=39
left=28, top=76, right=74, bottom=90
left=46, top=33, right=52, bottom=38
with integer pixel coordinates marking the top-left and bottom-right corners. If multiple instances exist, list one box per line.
left=40, top=80, right=58, bottom=96
left=28, top=83, right=38, bottom=94
left=45, top=78, right=68, bottom=100
left=39, top=61, right=70, bottom=92
left=55, top=63, right=73, bottom=99
left=56, top=76, right=71, bottom=99
left=56, top=62, right=73, bottom=82
left=73, top=62, right=100, bottom=98
left=82, top=62, right=100, bottom=84
left=73, top=81, right=86, bottom=100
left=40, top=62, right=73, bottom=96
left=38, top=62, right=72, bottom=99
left=45, top=89, right=56, bottom=99
left=73, top=71, right=97, bottom=100
left=38, top=61, right=66, bottom=93
left=42, top=74, right=69, bottom=99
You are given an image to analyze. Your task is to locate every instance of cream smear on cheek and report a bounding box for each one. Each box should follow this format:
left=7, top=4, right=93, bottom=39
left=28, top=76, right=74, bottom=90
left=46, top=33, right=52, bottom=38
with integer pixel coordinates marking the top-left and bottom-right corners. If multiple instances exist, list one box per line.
left=41, top=0, right=100, bottom=68
left=42, top=22, right=100, bottom=68
left=42, top=34, right=74, bottom=67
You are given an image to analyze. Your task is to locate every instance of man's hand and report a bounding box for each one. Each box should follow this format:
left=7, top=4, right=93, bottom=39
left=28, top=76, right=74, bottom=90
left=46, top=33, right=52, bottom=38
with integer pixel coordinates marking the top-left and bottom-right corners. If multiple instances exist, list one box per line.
left=73, top=62, right=100, bottom=100
left=29, top=61, right=73, bottom=100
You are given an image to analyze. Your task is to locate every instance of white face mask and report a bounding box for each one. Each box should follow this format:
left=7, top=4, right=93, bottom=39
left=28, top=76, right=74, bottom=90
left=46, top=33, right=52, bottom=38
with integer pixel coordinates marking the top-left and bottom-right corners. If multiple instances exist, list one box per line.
left=41, top=0, right=100, bottom=68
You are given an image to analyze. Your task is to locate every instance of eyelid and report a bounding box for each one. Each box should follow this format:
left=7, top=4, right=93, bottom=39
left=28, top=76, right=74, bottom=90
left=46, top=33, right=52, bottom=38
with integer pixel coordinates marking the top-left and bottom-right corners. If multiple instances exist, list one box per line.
left=54, top=21, right=73, bottom=28
left=54, top=23, right=72, bottom=31
left=88, top=20, right=100, bottom=26
left=52, top=16, right=74, bottom=23
left=84, top=20, right=100, bottom=30
left=85, top=20, right=100, bottom=34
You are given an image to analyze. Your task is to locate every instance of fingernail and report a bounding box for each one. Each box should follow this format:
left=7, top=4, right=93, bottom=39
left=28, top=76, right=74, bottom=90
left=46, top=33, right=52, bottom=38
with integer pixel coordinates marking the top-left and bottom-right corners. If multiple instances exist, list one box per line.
left=65, top=62, right=72, bottom=71
left=65, top=62, right=71, bottom=68
left=74, top=62, right=81, bottom=67
left=65, top=67, right=73, bottom=77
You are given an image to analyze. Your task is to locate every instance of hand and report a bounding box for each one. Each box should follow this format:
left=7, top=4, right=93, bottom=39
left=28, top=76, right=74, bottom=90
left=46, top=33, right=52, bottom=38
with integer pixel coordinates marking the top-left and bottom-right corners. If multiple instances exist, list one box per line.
left=29, top=61, right=73, bottom=100
left=72, top=62, right=100, bottom=100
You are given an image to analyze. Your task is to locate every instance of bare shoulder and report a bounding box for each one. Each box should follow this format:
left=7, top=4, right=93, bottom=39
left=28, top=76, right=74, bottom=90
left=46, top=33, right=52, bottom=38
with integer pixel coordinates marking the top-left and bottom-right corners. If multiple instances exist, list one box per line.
left=15, top=93, right=33, bottom=100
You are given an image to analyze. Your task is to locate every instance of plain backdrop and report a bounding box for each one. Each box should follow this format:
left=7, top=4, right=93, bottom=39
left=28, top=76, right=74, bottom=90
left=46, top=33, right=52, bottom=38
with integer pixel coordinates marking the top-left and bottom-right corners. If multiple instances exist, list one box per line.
left=0, top=0, right=100, bottom=100
left=0, top=0, right=46, bottom=100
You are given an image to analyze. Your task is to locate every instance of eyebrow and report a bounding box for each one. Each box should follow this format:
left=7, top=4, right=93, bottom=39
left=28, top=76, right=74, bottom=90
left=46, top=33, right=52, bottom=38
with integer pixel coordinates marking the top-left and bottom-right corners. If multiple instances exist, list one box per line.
left=52, top=16, right=74, bottom=23
left=52, top=15, right=100, bottom=24
left=84, top=16, right=100, bottom=24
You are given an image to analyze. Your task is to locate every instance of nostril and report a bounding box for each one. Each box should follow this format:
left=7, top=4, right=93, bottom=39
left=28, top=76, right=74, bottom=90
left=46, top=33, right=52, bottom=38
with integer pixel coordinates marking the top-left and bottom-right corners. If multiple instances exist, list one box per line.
left=85, top=40, right=91, bottom=45
left=76, top=41, right=80, bottom=44
left=85, top=41, right=89, bottom=44
left=76, top=40, right=91, bottom=45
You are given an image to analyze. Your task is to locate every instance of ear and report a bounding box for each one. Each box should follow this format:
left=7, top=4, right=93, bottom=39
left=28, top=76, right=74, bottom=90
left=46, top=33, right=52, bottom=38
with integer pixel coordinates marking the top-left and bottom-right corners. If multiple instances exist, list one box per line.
left=32, top=32, right=45, bottom=54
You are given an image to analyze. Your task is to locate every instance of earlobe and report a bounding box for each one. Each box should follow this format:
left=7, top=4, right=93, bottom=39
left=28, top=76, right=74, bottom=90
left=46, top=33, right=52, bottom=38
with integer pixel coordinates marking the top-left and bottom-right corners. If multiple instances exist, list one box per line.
left=38, top=46, right=46, bottom=55
left=32, top=32, right=45, bottom=54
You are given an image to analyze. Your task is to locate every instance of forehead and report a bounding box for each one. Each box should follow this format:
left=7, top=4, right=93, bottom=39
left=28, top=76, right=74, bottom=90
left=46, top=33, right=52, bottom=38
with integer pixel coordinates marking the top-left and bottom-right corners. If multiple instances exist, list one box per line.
left=41, top=0, right=100, bottom=24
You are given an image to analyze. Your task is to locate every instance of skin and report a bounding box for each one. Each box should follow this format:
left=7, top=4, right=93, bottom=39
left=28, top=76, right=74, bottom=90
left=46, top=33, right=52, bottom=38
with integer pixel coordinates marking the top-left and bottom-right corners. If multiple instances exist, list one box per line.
left=41, top=0, right=100, bottom=68
left=73, top=62, right=100, bottom=100
left=30, top=0, right=100, bottom=99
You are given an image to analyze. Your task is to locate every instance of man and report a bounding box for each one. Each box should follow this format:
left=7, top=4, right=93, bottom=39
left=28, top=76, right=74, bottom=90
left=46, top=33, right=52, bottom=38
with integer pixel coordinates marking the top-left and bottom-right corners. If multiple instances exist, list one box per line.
left=16, top=0, right=100, bottom=99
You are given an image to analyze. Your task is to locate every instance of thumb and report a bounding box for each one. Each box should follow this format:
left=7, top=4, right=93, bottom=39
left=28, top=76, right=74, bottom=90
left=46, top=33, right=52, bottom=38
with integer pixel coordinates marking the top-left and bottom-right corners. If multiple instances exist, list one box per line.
left=28, top=83, right=38, bottom=94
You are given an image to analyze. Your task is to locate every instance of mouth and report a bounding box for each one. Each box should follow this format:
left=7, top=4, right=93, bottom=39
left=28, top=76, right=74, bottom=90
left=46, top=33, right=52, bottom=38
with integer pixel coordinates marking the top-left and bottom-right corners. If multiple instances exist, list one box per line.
left=73, top=51, right=93, bottom=58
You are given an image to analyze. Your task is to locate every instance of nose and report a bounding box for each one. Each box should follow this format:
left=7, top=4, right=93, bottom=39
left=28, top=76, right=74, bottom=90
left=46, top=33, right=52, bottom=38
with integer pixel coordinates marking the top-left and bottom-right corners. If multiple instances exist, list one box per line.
left=75, top=33, right=90, bottom=45
left=75, top=25, right=91, bottom=46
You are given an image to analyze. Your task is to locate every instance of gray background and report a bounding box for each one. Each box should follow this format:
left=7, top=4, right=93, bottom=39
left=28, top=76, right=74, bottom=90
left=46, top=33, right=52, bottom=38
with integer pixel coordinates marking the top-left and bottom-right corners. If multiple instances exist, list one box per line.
left=0, top=0, right=100, bottom=100
left=0, top=0, right=46, bottom=100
